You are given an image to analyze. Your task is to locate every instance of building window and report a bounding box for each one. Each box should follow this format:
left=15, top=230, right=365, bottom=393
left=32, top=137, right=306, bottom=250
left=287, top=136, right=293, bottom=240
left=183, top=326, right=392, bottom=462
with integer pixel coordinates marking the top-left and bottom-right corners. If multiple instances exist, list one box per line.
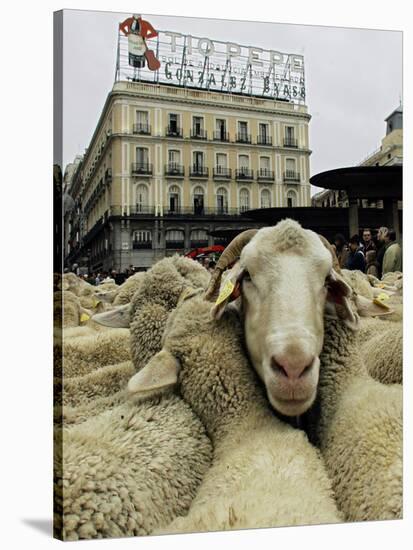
left=287, top=189, right=297, bottom=208
left=261, top=189, right=271, bottom=209
left=239, top=188, right=250, bottom=212
left=260, top=156, right=271, bottom=175
left=215, top=119, right=227, bottom=140
left=136, top=184, right=149, bottom=212
left=136, top=147, right=149, bottom=166
left=190, top=229, right=208, bottom=246
left=192, top=116, right=205, bottom=138
left=193, top=186, right=205, bottom=215
left=165, top=229, right=185, bottom=249
left=168, top=149, right=181, bottom=171
left=238, top=121, right=248, bottom=137
left=168, top=185, right=181, bottom=213
left=216, top=153, right=228, bottom=174
left=216, top=187, right=228, bottom=214
left=135, top=111, right=150, bottom=134
left=133, top=230, right=152, bottom=249
left=239, top=154, right=249, bottom=170
left=167, top=113, right=181, bottom=136
left=193, top=151, right=205, bottom=169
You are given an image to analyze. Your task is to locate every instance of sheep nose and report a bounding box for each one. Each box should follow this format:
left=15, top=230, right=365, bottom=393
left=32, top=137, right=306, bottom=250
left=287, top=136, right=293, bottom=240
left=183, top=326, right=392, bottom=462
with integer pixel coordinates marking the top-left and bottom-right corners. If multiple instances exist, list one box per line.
left=270, top=355, right=314, bottom=380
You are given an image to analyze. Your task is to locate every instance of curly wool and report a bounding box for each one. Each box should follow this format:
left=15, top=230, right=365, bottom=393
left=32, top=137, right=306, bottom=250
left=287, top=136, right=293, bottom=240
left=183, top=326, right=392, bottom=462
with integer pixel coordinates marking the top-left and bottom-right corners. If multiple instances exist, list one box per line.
left=341, top=269, right=374, bottom=299
left=147, top=296, right=341, bottom=533
left=308, top=317, right=402, bottom=522
left=360, top=323, right=402, bottom=384
left=56, top=257, right=214, bottom=540
left=55, top=394, right=212, bottom=541
left=57, top=329, right=131, bottom=379
left=113, top=272, right=147, bottom=305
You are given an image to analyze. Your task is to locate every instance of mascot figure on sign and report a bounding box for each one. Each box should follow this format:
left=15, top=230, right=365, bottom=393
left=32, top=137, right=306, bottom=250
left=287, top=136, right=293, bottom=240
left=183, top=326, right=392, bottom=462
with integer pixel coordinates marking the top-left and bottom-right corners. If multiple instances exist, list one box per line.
left=119, top=14, right=160, bottom=70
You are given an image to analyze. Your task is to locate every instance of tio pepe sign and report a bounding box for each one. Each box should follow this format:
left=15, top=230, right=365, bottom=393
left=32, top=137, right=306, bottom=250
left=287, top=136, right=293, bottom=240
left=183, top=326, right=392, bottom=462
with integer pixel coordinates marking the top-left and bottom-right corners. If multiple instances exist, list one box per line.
left=117, top=20, right=306, bottom=103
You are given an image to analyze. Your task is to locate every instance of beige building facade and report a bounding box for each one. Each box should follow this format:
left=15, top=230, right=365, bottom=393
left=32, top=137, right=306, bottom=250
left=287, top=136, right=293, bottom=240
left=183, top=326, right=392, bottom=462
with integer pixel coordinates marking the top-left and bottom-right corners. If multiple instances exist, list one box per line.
left=65, top=80, right=312, bottom=270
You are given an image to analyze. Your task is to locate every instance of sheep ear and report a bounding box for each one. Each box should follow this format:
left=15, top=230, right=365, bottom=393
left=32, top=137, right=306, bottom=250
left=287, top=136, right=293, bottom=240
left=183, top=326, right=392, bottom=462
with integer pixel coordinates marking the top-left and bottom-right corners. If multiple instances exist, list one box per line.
left=128, top=350, right=179, bottom=395
left=325, top=269, right=359, bottom=329
left=211, top=261, right=244, bottom=320
left=355, top=294, right=395, bottom=317
left=92, top=304, right=131, bottom=328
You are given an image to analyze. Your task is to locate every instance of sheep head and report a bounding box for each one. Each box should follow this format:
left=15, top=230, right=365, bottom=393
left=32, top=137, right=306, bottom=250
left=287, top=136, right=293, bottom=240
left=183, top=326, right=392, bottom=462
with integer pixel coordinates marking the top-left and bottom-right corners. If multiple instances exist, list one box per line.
left=207, top=219, right=357, bottom=417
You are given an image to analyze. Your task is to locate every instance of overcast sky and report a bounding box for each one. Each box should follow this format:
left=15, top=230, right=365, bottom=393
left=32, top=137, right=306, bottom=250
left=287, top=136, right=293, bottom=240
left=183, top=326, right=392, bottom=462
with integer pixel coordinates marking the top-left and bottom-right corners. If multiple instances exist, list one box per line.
left=62, top=9, right=402, bottom=194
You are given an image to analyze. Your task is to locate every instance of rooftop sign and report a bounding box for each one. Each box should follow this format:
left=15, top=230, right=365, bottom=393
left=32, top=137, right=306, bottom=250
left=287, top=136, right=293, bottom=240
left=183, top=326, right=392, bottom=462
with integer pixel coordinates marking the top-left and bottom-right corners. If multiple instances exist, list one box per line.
left=116, top=16, right=306, bottom=103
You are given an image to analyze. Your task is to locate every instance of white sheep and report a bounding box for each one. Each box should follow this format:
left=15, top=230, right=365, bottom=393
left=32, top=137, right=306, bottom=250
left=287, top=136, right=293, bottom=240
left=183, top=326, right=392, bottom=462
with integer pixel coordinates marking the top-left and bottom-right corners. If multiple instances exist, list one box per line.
left=129, top=293, right=341, bottom=533
left=306, top=297, right=402, bottom=521
left=359, top=322, right=402, bottom=384
left=56, top=255, right=213, bottom=540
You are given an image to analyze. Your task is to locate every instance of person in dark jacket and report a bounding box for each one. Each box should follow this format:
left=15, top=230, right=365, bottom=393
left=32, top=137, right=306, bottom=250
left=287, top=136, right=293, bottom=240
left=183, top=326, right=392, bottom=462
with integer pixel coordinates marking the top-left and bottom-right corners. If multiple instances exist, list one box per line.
left=334, top=233, right=349, bottom=269
left=375, top=226, right=389, bottom=278
left=345, top=234, right=366, bottom=272
left=361, top=228, right=376, bottom=254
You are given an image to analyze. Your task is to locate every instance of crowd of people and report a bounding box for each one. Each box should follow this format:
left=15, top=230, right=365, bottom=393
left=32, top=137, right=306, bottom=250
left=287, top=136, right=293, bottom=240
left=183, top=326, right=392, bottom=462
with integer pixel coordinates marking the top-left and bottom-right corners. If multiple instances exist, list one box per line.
left=333, top=227, right=402, bottom=278
left=66, top=227, right=402, bottom=285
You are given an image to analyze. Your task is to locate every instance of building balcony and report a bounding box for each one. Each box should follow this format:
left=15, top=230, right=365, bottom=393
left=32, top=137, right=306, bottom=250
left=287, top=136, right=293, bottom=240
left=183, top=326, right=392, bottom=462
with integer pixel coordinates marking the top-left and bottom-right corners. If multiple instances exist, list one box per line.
left=213, top=131, right=230, bottom=142
left=257, top=136, right=273, bottom=146
left=257, top=169, right=275, bottom=182
left=213, top=167, right=232, bottom=179
left=190, top=129, right=208, bottom=140
left=166, top=126, right=183, bottom=138
left=165, top=163, right=185, bottom=177
left=110, top=206, right=156, bottom=216
left=283, top=170, right=301, bottom=182
left=235, top=168, right=254, bottom=181
left=104, top=168, right=112, bottom=183
left=236, top=133, right=252, bottom=144
left=189, top=166, right=209, bottom=178
left=133, top=123, right=151, bottom=135
left=131, top=162, right=153, bottom=176
left=284, top=138, right=298, bottom=148
left=164, top=206, right=241, bottom=217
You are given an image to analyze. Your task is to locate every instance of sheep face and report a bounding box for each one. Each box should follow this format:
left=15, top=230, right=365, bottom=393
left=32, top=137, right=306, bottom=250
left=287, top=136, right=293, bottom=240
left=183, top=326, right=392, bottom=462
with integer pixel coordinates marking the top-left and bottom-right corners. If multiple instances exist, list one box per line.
left=212, top=220, right=356, bottom=417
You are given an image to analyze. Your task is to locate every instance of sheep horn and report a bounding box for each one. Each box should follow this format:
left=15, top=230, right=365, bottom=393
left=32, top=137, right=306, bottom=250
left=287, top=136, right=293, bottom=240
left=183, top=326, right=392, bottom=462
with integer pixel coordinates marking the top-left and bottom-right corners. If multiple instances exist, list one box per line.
left=204, top=229, right=258, bottom=301
left=318, top=234, right=341, bottom=273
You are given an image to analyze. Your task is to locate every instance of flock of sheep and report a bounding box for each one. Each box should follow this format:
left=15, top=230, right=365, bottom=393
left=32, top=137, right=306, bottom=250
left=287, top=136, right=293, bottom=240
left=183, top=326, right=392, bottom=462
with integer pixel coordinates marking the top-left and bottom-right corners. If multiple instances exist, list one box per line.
left=54, top=219, right=403, bottom=541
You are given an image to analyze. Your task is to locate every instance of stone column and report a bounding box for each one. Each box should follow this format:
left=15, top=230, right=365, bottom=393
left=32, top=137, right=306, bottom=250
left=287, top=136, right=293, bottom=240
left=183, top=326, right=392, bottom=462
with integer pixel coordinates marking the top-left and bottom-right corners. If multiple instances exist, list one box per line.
left=383, top=198, right=400, bottom=241
left=348, top=197, right=359, bottom=237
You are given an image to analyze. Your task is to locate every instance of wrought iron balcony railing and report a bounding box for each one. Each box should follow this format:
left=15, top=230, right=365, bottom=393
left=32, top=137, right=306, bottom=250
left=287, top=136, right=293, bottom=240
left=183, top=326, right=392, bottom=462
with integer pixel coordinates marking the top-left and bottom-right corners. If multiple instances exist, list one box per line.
left=166, top=126, right=183, bottom=138
left=257, top=169, right=275, bottom=181
left=283, top=137, right=298, bottom=148
left=257, top=135, right=273, bottom=146
left=213, top=131, right=230, bottom=142
left=213, top=167, right=232, bottom=179
left=165, top=163, right=185, bottom=176
left=189, top=166, right=209, bottom=178
left=133, top=123, right=151, bottom=135
left=283, top=170, right=300, bottom=182
left=235, top=168, right=254, bottom=180
left=190, top=129, right=208, bottom=140
left=131, top=162, right=153, bottom=175
left=236, top=133, right=252, bottom=144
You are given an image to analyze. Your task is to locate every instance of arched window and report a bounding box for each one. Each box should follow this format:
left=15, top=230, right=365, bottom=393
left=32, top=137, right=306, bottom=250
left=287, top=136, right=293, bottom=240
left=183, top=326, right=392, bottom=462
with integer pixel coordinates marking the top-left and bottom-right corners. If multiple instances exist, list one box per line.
left=136, top=184, right=148, bottom=212
left=190, top=229, right=208, bottom=247
left=168, top=185, right=181, bottom=213
left=165, top=229, right=185, bottom=249
left=287, top=189, right=297, bottom=208
left=216, top=187, right=228, bottom=214
left=193, top=185, right=205, bottom=215
left=260, top=189, right=271, bottom=209
left=239, top=188, right=250, bottom=212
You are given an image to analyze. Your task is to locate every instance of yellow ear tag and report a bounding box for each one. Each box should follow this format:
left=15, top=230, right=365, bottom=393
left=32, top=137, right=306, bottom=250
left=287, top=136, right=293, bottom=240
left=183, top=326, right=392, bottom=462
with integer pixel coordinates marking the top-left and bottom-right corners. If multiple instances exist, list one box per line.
left=80, top=313, right=90, bottom=322
left=375, top=283, right=386, bottom=288
left=373, top=298, right=391, bottom=310
left=377, top=292, right=390, bottom=301
left=92, top=298, right=100, bottom=308
left=215, top=279, right=235, bottom=306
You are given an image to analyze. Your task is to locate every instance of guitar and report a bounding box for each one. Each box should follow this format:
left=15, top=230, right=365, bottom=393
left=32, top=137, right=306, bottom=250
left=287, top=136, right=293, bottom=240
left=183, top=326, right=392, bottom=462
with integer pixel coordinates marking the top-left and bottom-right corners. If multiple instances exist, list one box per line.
left=128, top=33, right=160, bottom=71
